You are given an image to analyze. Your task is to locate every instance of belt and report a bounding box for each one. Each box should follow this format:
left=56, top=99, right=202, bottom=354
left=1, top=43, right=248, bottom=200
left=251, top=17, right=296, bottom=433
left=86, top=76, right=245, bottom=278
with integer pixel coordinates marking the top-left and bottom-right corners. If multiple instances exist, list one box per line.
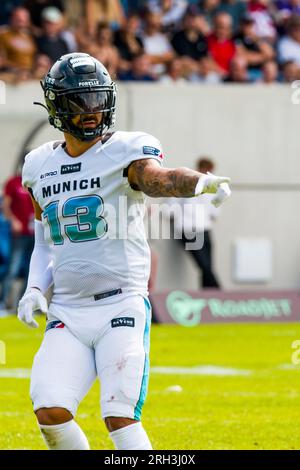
left=94, top=288, right=122, bottom=301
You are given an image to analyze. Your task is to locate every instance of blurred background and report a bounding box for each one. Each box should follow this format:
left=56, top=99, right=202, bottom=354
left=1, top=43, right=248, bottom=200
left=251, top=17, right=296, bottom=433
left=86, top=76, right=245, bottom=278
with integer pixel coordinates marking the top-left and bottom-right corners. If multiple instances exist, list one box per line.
left=1, top=0, right=300, bottom=451
left=1, top=0, right=300, bottom=312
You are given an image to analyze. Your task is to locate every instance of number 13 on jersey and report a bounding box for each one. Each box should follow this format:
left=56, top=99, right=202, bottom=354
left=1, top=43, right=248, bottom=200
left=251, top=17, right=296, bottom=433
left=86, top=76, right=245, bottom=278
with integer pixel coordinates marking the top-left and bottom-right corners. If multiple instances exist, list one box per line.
left=43, top=195, right=108, bottom=244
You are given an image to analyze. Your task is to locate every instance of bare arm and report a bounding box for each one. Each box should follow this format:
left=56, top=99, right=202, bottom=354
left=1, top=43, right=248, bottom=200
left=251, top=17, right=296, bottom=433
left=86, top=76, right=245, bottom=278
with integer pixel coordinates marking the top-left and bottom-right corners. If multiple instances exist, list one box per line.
left=128, top=159, right=201, bottom=198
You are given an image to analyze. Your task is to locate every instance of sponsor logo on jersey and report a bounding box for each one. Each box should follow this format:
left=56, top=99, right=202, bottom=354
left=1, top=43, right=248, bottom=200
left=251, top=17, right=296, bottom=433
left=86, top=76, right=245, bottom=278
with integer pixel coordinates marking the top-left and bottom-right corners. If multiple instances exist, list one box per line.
left=40, top=170, right=58, bottom=180
left=45, top=320, right=65, bottom=332
left=143, top=146, right=163, bottom=158
left=61, top=163, right=82, bottom=174
left=111, top=317, right=135, bottom=328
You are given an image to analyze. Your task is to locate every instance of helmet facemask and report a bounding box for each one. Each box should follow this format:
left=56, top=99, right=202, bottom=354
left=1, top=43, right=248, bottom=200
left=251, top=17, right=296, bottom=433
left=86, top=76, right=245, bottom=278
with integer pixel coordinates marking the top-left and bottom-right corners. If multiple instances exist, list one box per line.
left=45, top=85, right=116, bottom=141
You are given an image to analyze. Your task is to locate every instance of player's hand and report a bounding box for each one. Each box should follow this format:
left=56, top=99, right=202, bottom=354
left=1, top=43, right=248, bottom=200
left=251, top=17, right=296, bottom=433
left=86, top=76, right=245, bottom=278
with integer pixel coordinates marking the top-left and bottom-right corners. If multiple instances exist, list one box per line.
left=211, top=182, right=231, bottom=207
left=17, top=288, right=48, bottom=329
left=195, top=172, right=231, bottom=207
left=202, top=172, right=231, bottom=194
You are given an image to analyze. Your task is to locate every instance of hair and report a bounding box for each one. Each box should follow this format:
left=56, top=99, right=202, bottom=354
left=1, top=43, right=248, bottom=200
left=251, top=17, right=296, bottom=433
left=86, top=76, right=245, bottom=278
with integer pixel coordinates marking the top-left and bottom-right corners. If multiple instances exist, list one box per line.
left=281, top=60, right=295, bottom=69
left=288, top=15, right=300, bottom=33
left=197, top=157, right=215, bottom=173
left=96, top=20, right=111, bottom=35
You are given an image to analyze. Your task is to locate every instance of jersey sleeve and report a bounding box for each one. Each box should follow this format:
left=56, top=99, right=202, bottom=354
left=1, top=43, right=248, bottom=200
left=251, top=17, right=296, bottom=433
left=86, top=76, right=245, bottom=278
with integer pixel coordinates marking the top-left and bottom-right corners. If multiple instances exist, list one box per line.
left=126, top=132, right=164, bottom=167
left=22, top=151, right=35, bottom=190
left=22, top=141, right=57, bottom=190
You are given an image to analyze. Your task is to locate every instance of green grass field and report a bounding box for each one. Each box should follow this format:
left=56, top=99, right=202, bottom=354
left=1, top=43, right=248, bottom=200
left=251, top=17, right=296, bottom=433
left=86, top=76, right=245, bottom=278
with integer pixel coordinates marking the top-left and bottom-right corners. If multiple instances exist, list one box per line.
left=1, top=316, right=300, bottom=450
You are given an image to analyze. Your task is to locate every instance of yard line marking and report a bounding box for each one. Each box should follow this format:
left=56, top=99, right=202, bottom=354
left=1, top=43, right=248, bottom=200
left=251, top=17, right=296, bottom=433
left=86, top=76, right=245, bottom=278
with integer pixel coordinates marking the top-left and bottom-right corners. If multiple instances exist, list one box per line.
left=0, top=366, right=251, bottom=379
left=151, top=366, right=252, bottom=376
left=278, top=364, right=300, bottom=370
left=0, top=368, right=31, bottom=378
left=4, top=364, right=299, bottom=379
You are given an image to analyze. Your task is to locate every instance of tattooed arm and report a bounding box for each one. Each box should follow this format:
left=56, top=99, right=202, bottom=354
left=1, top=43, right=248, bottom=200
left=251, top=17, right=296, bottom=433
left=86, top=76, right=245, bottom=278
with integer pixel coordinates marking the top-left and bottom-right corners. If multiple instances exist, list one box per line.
left=128, top=159, right=200, bottom=197
left=127, top=159, right=231, bottom=204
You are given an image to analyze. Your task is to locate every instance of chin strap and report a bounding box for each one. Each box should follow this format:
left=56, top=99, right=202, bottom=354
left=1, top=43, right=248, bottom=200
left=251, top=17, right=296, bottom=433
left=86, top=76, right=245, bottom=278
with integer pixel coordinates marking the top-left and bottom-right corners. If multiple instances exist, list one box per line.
left=33, top=101, right=48, bottom=111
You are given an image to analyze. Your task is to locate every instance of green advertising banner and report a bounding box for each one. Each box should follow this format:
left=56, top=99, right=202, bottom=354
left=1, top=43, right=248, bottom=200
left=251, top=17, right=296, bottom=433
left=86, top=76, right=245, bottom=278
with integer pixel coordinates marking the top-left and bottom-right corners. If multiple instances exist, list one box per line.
left=150, top=290, right=300, bottom=326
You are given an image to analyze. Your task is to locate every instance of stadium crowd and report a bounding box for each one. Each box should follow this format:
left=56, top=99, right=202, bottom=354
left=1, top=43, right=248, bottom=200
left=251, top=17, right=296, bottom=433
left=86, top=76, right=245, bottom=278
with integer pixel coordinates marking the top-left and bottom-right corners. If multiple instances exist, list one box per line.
left=0, top=0, right=300, bottom=84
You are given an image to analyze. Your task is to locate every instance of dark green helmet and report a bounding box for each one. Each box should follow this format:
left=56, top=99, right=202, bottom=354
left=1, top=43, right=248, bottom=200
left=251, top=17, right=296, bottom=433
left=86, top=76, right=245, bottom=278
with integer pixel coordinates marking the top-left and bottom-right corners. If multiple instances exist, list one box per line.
left=39, top=53, right=116, bottom=141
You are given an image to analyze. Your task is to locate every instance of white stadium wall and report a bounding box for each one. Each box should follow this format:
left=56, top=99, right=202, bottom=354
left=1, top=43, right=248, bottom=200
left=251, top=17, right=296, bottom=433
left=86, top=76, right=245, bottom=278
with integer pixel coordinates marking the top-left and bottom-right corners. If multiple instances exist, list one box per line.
left=0, top=83, right=299, bottom=290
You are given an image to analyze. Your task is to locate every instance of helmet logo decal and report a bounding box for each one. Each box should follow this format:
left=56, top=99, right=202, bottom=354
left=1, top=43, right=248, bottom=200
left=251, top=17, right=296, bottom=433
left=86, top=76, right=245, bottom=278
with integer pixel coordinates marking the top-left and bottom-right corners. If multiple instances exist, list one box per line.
left=78, top=80, right=100, bottom=86
left=70, top=57, right=95, bottom=68
left=45, top=76, right=55, bottom=85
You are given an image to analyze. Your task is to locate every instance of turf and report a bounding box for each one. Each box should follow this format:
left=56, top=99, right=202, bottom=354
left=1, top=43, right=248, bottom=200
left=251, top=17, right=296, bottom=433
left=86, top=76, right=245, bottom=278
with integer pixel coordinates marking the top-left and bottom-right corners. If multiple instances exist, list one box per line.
left=1, top=316, right=300, bottom=450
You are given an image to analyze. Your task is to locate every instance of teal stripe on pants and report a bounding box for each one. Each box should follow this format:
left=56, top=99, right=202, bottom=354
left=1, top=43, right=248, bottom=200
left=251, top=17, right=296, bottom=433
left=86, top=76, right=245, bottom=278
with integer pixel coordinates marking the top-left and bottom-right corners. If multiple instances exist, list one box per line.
left=134, top=297, right=151, bottom=421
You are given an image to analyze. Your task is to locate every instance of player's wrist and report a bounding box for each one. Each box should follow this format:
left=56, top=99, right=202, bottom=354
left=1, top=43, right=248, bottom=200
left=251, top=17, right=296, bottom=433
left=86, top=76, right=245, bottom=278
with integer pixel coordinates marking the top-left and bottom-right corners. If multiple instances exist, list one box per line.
left=194, top=174, right=209, bottom=196
left=25, top=287, right=42, bottom=295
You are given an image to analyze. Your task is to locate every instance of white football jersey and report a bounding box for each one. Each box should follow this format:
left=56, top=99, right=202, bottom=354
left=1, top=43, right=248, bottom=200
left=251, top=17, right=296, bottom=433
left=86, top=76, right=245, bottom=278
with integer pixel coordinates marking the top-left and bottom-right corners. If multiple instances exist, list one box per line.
left=22, top=131, right=163, bottom=306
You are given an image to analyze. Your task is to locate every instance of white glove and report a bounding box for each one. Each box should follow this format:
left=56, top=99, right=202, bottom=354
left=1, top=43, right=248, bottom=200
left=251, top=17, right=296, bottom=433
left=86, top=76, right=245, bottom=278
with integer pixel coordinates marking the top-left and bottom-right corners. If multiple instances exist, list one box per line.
left=195, top=172, right=231, bottom=207
left=211, top=182, right=231, bottom=207
left=17, top=287, right=48, bottom=329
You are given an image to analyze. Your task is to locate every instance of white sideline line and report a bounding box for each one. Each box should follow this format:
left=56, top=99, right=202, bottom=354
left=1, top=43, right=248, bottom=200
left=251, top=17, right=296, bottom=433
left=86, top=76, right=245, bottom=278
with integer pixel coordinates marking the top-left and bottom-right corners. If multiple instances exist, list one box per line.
left=0, top=368, right=31, bottom=378
left=278, top=363, right=300, bottom=370
left=151, top=366, right=252, bottom=376
left=2, top=364, right=300, bottom=380
left=0, top=365, right=252, bottom=379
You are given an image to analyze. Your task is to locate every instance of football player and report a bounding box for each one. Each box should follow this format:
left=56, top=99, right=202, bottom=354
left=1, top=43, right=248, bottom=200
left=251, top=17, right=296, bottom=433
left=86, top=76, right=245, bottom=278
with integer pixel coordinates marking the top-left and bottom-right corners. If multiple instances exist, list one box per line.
left=17, top=53, right=231, bottom=450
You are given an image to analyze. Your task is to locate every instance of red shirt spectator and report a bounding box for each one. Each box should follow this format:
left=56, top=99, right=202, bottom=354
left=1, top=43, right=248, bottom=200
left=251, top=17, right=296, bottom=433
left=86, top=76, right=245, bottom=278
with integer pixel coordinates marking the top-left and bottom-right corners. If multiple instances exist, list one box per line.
left=3, top=175, right=34, bottom=236
left=208, top=34, right=236, bottom=72
left=207, top=12, right=236, bottom=73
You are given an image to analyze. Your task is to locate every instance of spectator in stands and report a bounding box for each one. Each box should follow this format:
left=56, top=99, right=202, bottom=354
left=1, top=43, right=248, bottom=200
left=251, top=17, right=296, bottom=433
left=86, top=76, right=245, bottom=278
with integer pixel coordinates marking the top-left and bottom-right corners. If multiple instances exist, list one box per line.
left=0, top=172, right=34, bottom=312
left=141, top=9, right=175, bottom=76
left=0, top=7, right=36, bottom=74
left=171, top=6, right=209, bottom=76
left=0, top=48, right=16, bottom=83
left=31, top=53, right=51, bottom=80
left=261, top=58, right=279, bottom=82
left=247, top=0, right=276, bottom=42
left=118, top=52, right=156, bottom=80
left=85, top=0, right=125, bottom=37
left=198, top=0, right=221, bottom=30
left=0, top=197, right=11, bottom=298
left=207, top=12, right=236, bottom=75
left=124, top=0, right=146, bottom=15
left=281, top=59, right=300, bottom=81
left=278, top=15, right=300, bottom=68
left=218, top=0, right=247, bottom=33
left=147, top=0, right=188, bottom=33
left=234, top=15, right=274, bottom=80
left=86, top=21, right=120, bottom=79
left=175, top=157, right=221, bottom=289
left=189, top=55, right=222, bottom=82
left=36, top=7, right=73, bottom=64
left=223, top=54, right=251, bottom=81
left=0, top=0, right=23, bottom=26
left=275, top=0, right=300, bottom=18
left=23, top=0, right=64, bottom=32
left=273, top=0, right=300, bottom=36
left=114, top=13, right=144, bottom=73
left=159, top=57, right=187, bottom=82
left=62, top=0, right=85, bottom=30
